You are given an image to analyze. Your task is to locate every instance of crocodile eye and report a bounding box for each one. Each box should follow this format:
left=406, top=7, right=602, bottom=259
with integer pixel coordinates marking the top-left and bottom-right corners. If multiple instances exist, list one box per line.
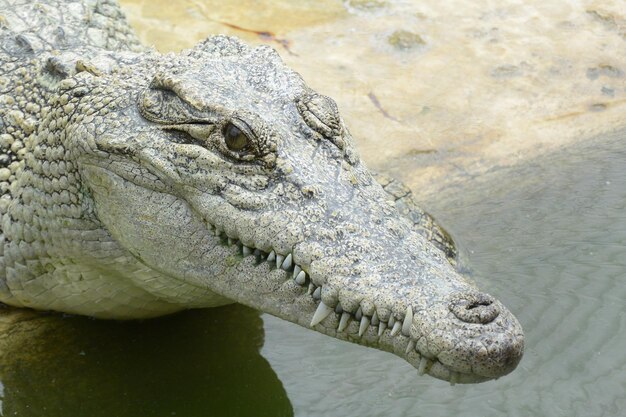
left=223, top=122, right=249, bottom=151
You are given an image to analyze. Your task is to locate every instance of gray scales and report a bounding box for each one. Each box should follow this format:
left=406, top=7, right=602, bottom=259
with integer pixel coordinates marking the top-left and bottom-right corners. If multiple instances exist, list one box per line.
left=0, top=0, right=523, bottom=384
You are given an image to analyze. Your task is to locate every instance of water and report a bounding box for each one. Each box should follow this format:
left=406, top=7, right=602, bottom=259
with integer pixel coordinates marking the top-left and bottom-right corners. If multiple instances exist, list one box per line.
left=0, top=306, right=292, bottom=417
left=1, top=1, right=625, bottom=416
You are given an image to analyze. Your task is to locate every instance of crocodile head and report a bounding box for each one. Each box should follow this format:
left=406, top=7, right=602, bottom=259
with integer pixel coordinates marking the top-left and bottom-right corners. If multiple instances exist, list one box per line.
left=61, top=36, right=523, bottom=383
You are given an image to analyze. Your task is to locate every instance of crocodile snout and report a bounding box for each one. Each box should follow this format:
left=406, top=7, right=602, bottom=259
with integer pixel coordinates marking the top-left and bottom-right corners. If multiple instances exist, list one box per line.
left=448, top=292, right=499, bottom=324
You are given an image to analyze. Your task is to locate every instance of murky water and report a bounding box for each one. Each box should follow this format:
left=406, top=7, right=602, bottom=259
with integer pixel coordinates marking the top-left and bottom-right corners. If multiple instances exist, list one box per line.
left=1, top=1, right=625, bottom=416
left=0, top=306, right=292, bottom=417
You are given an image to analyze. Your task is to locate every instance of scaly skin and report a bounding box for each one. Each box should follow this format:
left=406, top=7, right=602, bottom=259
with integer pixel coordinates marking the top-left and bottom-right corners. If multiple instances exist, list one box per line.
left=0, top=0, right=523, bottom=384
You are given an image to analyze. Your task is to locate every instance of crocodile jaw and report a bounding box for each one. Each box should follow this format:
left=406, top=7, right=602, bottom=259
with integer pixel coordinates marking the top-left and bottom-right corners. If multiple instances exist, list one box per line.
left=194, top=221, right=523, bottom=384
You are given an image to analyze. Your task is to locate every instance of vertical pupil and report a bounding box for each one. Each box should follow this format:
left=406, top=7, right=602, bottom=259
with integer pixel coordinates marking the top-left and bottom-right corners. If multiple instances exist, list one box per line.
left=224, top=123, right=248, bottom=151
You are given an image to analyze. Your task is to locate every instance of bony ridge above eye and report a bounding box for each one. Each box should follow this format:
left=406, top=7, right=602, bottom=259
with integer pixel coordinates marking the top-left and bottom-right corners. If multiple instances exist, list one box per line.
left=296, top=92, right=342, bottom=139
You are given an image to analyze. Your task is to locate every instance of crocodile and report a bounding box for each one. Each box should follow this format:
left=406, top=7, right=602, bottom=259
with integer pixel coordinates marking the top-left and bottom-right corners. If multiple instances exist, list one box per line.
left=0, top=0, right=523, bottom=384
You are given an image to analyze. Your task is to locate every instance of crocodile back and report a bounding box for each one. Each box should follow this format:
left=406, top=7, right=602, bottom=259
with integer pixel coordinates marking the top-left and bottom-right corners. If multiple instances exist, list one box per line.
left=0, top=0, right=142, bottom=55
left=0, top=0, right=143, bottom=196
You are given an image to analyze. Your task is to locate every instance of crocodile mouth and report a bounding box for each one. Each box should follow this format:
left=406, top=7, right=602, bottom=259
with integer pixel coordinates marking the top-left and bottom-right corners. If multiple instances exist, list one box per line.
left=203, top=220, right=519, bottom=384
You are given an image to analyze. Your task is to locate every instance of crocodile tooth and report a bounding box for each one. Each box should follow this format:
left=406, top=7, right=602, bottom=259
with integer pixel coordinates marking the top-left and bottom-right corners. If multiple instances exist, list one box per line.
left=310, top=302, right=333, bottom=327
left=295, top=271, right=306, bottom=285
left=308, top=283, right=316, bottom=295
left=358, top=316, right=370, bottom=337
left=242, top=246, right=252, bottom=257
left=402, top=305, right=413, bottom=336
left=371, top=311, right=379, bottom=326
left=334, top=303, right=343, bottom=314
left=276, top=254, right=284, bottom=268
left=267, top=250, right=276, bottom=262
left=312, top=287, right=321, bottom=300
left=390, top=321, right=402, bottom=336
left=418, top=357, right=429, bottom=375
left=281, top=253, right=292, bottom=270
left=227, top=237, right=235, bottom=245
left=338, top=312, right=350, bottom=331
left=405, top=339, right=416, bottom=355
left=378, top=321, right=387, bottom=336
left=450, top=372, right=458, bottom=386
left=355, top=307, right=363, bottom=321
left=214, top=228, right=221, bottom=237
left=389, top=316, right=396, bottom=327
left=293, top=265, right=301, bottom=279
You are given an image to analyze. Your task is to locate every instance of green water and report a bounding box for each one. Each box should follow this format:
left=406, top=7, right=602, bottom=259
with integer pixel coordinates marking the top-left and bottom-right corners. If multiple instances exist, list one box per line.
left=0, top=307, right=291, bottom=416
left=0, top=132, right=624, bottom=416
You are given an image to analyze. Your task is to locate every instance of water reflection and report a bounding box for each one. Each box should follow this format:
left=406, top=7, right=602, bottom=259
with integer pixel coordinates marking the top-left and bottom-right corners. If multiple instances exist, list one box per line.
left=0, top=306, right=292, bottom=417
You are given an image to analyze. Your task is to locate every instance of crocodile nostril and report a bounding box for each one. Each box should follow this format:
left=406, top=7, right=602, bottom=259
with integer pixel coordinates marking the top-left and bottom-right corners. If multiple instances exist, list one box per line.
left=449, top=292, right=499, bottom=324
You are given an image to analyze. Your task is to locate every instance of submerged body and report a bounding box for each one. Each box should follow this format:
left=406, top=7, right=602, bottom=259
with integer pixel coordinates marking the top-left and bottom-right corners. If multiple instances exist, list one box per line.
left=0, top=0, right=523, bottom=383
